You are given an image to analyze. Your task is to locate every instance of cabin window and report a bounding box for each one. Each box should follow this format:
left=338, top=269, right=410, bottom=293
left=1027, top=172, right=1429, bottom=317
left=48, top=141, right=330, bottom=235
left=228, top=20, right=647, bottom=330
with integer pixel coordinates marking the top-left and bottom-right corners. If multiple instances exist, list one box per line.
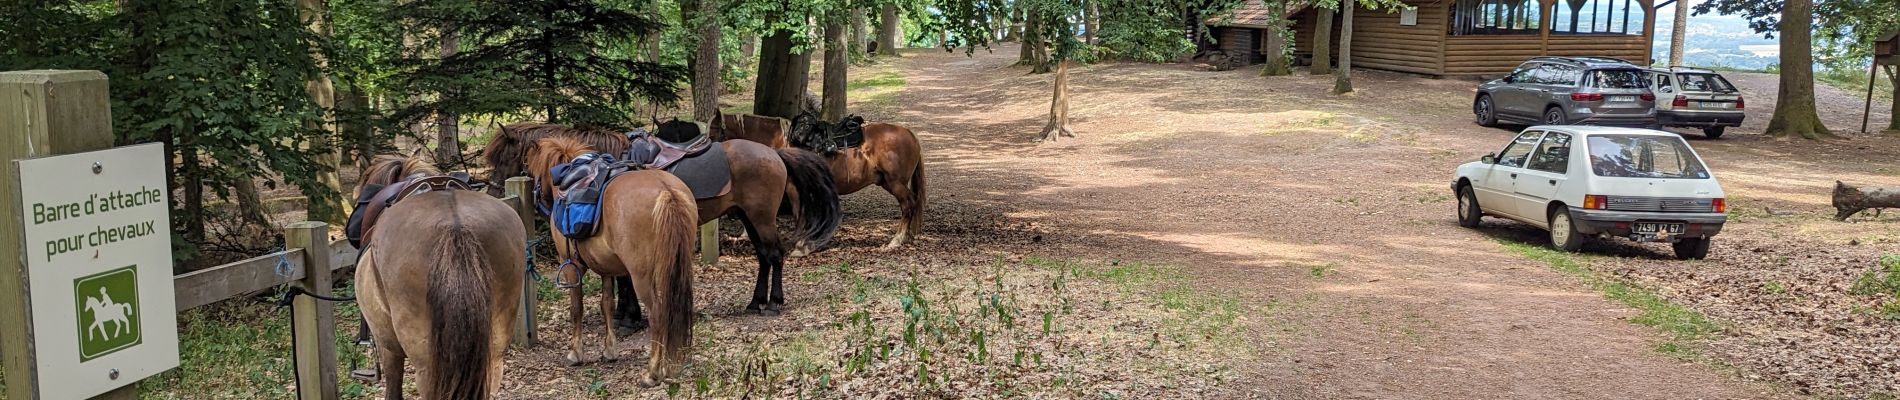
left=1450, top=0, right=1542, bottom=35
left=1550, top=0, right=1646, bottom=35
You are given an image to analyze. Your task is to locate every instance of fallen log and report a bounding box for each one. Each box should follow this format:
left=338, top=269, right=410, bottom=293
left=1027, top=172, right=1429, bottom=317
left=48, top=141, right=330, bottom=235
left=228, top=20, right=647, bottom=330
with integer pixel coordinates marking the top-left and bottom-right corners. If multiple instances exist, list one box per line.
left=1833, top=181, right=1900, bottom=221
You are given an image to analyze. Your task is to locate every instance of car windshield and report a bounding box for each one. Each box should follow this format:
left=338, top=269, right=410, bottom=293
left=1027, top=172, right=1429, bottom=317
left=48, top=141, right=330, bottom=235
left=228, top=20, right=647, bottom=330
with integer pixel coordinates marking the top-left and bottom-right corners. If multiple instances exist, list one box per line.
left=1587, top=135, right=1711, bottom=179
left=1587, top=69, right=1647, bottom=89
left=1676, top=73, right=1737, bottom=92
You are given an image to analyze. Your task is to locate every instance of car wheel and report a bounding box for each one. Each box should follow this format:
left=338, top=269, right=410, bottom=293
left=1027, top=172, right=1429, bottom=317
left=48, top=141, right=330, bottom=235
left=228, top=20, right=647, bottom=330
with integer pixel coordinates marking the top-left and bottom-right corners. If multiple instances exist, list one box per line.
left=1457, top=185, right=1482, bottom=228
left=1474, top=95, right=1499, bottom=127
left=1672, top=238, right=1712, bottom=260
left=1548, top=208, right=1586, bottom=252
left=1543, top=107, right=1568, bottom=125
left=1703, top=126, right=1725, bottom=139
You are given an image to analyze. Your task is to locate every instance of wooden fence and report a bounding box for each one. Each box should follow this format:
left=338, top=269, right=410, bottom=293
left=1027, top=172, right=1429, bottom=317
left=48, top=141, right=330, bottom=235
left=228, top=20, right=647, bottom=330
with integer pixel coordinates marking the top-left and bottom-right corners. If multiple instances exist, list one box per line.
left=172, top=177, right=539, bottom=400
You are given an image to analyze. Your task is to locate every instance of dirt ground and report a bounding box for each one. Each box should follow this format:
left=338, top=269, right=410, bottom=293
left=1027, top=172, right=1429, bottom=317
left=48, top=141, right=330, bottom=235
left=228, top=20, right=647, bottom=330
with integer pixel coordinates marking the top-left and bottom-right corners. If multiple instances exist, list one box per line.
left=314, top=46, right=1900, bottom=399
left=801, top=46, right=1896, bottom=398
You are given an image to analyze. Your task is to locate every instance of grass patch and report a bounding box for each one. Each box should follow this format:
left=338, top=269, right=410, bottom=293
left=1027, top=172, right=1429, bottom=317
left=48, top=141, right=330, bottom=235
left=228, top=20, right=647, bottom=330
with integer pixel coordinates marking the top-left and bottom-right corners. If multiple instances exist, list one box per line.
left=1848, top=254, right=1900, bottom=320
left=848, top=70, right=907, bottom=107
left=682, top=258, right=1250, bottom=397
left=138, top=285, right=373, bottom=399
left=1498, top=240, right=1721, bottom=360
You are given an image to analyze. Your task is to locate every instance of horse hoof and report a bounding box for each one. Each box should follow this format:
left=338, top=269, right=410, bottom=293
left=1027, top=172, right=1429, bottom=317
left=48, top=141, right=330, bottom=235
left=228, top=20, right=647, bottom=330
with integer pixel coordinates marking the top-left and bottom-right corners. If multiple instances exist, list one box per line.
left=564, top=357, right=584, bottom=367
left=601, top=354, right=620, bottom=363
left=757, top=308, right=780, bottom=317
left=788, top=247, right=810, bottom=258
left=638, top=377, right=662, bottom=388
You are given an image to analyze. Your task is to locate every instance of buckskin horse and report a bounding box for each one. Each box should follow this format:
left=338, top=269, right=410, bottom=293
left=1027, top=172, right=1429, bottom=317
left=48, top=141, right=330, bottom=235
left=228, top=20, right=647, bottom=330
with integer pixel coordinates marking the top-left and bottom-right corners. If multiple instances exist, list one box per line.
left=351, top=155, right=523, bottom=399
left=525, top=137, right=699, bottom=386
left=484, top=121, right=841, bottom=319
left=713, top=110, right=926, bottom=250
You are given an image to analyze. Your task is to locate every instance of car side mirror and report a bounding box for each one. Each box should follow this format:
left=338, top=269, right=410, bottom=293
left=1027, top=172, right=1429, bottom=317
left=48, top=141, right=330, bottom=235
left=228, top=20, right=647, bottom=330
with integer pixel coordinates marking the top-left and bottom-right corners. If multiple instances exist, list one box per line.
left=1502, top=75, right=1515, bottom=84
left=1481, top=154, right=1498, bottom=164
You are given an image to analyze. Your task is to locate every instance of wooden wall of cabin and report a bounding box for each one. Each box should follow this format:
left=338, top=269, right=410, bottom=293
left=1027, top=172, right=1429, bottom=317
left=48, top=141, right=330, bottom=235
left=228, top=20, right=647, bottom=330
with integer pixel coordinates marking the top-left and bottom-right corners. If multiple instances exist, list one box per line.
left=1214, top=27, right=1260, bottom=65
left=1441, top=35, right=1650, bottom=76
left=1343, top=1, right=1448, bottom=75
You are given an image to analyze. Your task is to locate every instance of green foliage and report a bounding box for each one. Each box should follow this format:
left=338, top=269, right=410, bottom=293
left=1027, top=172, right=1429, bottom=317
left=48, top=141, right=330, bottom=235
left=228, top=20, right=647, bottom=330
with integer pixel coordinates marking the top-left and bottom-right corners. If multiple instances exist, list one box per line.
left=4, top=0, right=340, bottom=258
left=1850, top=255, right=1900, bottom=319
left=380, top=0, right=687, bottom=128
left=1090, top=0, right=1201, bottom=62
left=1499, top=240, right=1722, bottom=358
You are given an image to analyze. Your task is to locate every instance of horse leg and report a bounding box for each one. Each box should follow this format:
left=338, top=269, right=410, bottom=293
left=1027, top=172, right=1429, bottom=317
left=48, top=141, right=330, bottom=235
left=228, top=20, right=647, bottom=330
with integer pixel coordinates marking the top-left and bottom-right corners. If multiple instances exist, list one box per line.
left=612, top=276, right=645, bottom=337
left=564, top=277, right=587, bottom=366
left=379, top=345, right=407, bottom=400
left=598, top=277, right=620, bottom=363
left=747, top=207, right=790, bottom=310
left=881, top=173, right=918, bottom=250
left=732, top=212, right=780, bottom=315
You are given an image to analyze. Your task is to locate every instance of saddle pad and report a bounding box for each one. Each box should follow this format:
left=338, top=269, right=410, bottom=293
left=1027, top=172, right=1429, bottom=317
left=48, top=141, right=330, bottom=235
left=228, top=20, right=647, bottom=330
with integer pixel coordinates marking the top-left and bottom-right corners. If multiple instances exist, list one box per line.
left=664, top=143, right=731, bottom=200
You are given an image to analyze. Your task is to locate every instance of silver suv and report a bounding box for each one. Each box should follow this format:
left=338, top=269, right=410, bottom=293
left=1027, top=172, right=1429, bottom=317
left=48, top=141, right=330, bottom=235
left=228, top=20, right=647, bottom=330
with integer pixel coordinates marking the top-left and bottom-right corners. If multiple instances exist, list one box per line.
left=1647, top=67, right=1745, bottom=139
left=1475, top=57, right=1657, bottom=128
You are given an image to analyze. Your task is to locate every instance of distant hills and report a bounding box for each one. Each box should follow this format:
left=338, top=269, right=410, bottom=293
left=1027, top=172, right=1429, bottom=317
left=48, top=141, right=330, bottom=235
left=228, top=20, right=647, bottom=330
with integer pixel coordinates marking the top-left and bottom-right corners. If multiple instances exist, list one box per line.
left=1650, top=5, right=1779, bottom=70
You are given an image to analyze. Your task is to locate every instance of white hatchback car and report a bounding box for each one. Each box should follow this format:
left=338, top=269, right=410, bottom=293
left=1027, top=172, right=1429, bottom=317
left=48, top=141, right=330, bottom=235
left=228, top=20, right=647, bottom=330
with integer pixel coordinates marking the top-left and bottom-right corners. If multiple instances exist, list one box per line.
left=1451, top=126, right=1728, bottom=259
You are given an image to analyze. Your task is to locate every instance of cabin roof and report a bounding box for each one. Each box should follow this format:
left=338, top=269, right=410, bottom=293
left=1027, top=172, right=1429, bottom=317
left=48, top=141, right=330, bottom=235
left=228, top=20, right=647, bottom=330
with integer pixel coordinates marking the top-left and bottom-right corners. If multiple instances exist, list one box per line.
left=1207, top=0, right=1310, bottom=29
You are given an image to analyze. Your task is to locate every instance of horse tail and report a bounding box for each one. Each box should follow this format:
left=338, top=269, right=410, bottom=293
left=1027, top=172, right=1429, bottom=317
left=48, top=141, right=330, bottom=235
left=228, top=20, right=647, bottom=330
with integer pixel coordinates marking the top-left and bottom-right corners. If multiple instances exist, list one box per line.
left=776, top=148, right=842, bottom=251
left=426, top=225, right=494, bottom=400
left=649, top=184, right=698, bottom=371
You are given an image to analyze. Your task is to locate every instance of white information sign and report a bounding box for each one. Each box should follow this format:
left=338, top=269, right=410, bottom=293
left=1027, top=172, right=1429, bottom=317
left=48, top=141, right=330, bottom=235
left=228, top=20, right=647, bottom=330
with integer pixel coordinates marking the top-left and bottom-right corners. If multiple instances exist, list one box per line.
left=16, top=143, right=178, bottom=399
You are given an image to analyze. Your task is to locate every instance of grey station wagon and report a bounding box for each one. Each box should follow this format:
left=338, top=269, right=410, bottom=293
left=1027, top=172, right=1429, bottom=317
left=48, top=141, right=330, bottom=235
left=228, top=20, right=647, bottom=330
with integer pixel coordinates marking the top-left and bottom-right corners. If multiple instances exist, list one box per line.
left=1475, top=57, right=1658, bottom=128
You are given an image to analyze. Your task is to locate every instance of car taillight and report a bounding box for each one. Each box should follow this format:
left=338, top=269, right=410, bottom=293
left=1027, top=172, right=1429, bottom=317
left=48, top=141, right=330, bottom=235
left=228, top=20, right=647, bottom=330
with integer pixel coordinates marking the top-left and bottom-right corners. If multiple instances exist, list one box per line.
left=1672, top=95, right=1689, bottom=107
left=1734, top=96, right=1745, bottom=109
left=1583, top=195, right=1607, bottom=210
left=1640, top=93, right=1655, bottom=102
left=1712, top=198, right=1726, bottom=213
left=1570, top=93, right=1605, bottom=102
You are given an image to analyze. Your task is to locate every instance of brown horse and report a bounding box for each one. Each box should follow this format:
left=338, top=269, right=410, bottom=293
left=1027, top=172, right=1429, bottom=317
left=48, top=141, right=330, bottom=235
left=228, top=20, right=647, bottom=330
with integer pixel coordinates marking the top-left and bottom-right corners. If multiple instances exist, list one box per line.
left=485, top=122, right=840, bottom=318
left=713, top=110, right=926, bottom=250
left=525, top=137, right=698, bottom=386
left=353, top=156, right=523, bottom=399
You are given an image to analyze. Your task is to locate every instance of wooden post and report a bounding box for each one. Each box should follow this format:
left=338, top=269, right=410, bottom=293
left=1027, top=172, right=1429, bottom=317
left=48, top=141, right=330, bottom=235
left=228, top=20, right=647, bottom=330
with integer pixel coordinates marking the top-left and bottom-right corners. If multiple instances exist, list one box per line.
left=285, top=221, right=339, bottom=400
left=0, top=70, right=119, bottom=400
left=503, top=177, right=536, bottom=347
left=1865, top=60, right=1880, bottom=135
left=699, top=222, right=718, bottom=264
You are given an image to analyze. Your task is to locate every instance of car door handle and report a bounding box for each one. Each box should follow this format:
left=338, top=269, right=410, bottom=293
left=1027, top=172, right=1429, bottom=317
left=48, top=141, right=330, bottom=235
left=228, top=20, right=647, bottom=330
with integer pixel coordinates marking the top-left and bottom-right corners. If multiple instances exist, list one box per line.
left=1549, top=179, right=1557, bottom=185
left=1510, top=173, right=1518, bottom=178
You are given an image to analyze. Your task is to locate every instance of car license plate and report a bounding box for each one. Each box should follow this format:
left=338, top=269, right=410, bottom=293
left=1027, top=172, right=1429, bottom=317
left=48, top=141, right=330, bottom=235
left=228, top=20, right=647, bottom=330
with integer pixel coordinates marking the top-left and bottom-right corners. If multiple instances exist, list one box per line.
left=1632, top=222, right=1686, bottom=234
left=1695, top=101, right=1733, bottom=109
left=1608, top=95, right=1637, bottom=103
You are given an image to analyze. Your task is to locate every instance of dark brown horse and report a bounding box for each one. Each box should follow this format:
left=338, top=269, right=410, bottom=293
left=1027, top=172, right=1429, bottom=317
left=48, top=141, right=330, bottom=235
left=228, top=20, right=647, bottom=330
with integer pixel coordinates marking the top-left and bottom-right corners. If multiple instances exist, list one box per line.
left=484, top=122, right=841, bottom=317
left=526, top=137, right=698, bottom=386
left=354, top=156, right=523, bottom=399
left=712, top=110, right=926, bottom=250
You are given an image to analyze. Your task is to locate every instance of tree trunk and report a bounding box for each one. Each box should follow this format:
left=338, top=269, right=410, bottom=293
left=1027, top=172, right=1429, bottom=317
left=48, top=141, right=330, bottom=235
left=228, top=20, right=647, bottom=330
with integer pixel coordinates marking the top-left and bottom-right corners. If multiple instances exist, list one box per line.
left=822, top=19, right=849, bottom=121
left=1667, top=0, right=1687, bottom=66
left=234, top=178, right=270, bottom=229
left=181, top=145, right=205, bottom=244
left=851, top=8, right=868, bottom=60
left=1334, top=0, right=1354, bottom=94
left=741, top=35, right=756, bottom=66
left=692, top=0, right=722, bottom=122
left=1311, top=6, right=1333, bottom=75
left=879, top=5, right=903, bottom=57
left=1260, top=1, right=1290, bottom=77
left=755, top=30, right=813, bottom=118
left=1765, top=0, right=1832, bottom=140
left=1084, top=0, right=1098, bottom=45
left=1036, top=59, right=1074, bottom=141
left=297, top=0, right=347, bottom=225
left=435, top=29, right=461, bottom=169
left=339, top=83, right=373, bottom=171
left=1833, top=181, right=1900, bottom=220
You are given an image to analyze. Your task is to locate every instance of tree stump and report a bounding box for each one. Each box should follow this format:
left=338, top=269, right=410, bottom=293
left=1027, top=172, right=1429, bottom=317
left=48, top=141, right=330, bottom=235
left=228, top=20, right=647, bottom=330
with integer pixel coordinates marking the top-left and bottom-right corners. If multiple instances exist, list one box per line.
left=1833, top=181, right=1900, bottom=221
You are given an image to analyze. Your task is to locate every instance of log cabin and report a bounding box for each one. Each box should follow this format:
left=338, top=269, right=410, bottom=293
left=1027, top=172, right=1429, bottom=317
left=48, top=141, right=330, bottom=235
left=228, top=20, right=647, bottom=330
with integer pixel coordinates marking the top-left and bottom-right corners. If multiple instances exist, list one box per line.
left=1208, top=0, right=1656, bottom=77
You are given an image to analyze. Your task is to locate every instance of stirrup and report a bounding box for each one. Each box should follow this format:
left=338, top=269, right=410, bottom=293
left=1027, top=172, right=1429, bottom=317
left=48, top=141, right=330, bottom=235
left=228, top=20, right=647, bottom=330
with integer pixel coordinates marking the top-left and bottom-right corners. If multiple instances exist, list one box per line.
left=554, top=259, right=584, bottom=289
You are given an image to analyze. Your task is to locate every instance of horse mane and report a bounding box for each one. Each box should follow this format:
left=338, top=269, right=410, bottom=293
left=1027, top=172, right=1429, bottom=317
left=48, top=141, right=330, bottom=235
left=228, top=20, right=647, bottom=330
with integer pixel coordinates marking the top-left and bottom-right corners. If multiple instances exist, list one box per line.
left=484, top=123, right=630, bottom=184
left=361, top=155, right=440, bottom=193
left=525, top=136, right=602, bottom=206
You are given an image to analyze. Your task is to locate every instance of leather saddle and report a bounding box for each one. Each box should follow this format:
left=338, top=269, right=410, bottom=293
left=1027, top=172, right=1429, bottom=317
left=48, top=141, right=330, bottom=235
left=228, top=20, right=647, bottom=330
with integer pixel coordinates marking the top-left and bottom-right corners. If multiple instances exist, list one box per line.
left=626, top=119, right=732, bottom=200
left=345, top=172, right=476, bottom=249
left=788, top=112, right=865, bottom=155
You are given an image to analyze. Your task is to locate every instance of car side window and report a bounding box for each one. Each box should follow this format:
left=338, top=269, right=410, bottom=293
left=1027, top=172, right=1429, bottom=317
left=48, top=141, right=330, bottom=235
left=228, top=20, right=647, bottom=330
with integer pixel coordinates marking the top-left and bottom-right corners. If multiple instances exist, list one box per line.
left=1525, top=132, right=1572, bottom=174
left=1552, top=66, right=1582, bottom=86
left=1525, top=64, right=1555, bottom=84
left=1655, top=73, right=1674, bottom=92
left=1497, top=131, right=1544, bottom=168
left=1508, top=65, right=1535, bottom=83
